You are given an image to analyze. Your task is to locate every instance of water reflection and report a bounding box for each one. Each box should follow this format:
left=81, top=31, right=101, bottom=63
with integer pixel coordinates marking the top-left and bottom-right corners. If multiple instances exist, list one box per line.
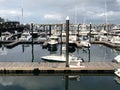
left=22, top=44, right=24, bottom=53
left=48, top=46, right=57, bottom=52
left=0, top=44, right=7, bottom=55
left=0, top=44, right=120, bottom=62
left=0, top=75, right=119, bottom=90
left=0, top=76, right=65, bottom=90
left=65, top=76, right=69, bottom=90
left=31, top=43, right=34, bottom=62
left=114, top=76, right=120, bottom=84
left=21, top=44, right=30, bottom=53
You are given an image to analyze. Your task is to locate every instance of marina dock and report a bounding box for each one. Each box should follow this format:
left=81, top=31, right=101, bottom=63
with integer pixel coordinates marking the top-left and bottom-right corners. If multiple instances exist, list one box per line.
left=0, top=62, right=119, bottom=75
left=1, top=40, right=120, bottom=49
left=91, top=41, right=120, bottom=48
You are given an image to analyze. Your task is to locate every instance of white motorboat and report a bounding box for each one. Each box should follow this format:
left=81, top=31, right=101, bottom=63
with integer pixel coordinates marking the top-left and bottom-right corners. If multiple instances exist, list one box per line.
left=41, top=54, right=84, bottom=62
left=81, top=40, right=91, bottom=47
left=47, top=35, right=59, bottom=47
left=114, top=69, right=120, bottom=78
left=47, top=39, right=58, bottom=47
left=110, top=36, right=120, bottom=44
left=76, top=40, right=91, bottom=48
left=113, top=55, right=120, bottom=63
left=38, top=34, right=48, bottom=42
left=30, top=31, right=38, bottom=38
left=41, top=54, right=67, bottom=62
left=0, top=32, right=12, bottom=41
left=19, top=32, right=32, bottom=41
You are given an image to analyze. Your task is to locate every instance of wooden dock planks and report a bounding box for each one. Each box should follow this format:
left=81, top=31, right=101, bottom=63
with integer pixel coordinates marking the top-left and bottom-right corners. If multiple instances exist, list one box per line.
left=0, top=62, right=119, bottom=75
left=0, top=62, right=119, bottom=71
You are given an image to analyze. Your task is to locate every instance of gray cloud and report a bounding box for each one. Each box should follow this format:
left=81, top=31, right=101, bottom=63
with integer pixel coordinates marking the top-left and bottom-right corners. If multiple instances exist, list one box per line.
left=0, top=0, right=120, bottom=24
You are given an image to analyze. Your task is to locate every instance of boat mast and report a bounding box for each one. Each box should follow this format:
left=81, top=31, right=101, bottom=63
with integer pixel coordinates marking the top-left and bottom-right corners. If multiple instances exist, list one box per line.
left=21, top=0, right=23, bottom=24
left=75, top=6, right=77, bottom=25
left=105, top=0, right=108, bottom=31
left=22, top=8, right=23, bottom=24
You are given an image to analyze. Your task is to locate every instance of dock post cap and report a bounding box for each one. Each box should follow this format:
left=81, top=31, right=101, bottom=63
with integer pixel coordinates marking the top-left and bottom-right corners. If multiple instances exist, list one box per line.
left=66, top=16, right=69, bottom=20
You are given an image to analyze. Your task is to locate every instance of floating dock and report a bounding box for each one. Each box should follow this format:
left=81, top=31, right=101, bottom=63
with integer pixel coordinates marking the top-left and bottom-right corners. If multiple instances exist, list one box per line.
left=0, top=62, right=119, bottom=75
left=5, top=41, right=20, bottom=48
left=91, top=41, right=120, bottom=48
left=1, top=40, right=120, bottom=49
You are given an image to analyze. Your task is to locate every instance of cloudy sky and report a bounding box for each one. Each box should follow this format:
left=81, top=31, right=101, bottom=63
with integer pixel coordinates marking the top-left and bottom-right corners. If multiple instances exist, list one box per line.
left=0, top=0, right=120, bottom=24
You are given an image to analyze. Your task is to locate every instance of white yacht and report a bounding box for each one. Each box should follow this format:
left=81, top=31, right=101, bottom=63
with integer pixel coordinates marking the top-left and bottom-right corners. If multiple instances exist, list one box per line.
left=41, top=54, right=67, bottom=62
left=110, top=36, right=120, bottom=44
left=19, top=32, right=32, bottom=41
left=41, top=54, right=84, bottom=62
left=0, top=32, right=12, bottom=41
left=76, top=40, right=91, bottom=48
left=114, top=69, right=120, bottom=78
left=60, top=31, right=77, bottom=43
left=38, top=34, right=48, bottom=42
left=47, top=35, right=59, bottom=47
left=113, top=55, right=120, bottom=63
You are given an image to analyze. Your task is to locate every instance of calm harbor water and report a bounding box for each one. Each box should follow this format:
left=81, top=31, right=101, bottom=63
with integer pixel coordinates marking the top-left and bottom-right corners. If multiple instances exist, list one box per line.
left=0, top=44, right=120, bottom=90
left=0, top=76, right=119, bottom=90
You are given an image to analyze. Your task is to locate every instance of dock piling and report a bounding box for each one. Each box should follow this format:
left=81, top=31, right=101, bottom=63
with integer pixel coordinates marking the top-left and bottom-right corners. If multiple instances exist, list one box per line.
left=66, top=16, right=69, bottom=67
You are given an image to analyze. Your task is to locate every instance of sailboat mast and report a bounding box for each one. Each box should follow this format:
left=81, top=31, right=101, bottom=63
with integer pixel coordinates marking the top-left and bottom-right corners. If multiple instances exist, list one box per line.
left=75, top=6, right=77, bottom=24
left=21, top=0, right=23, bottom=24
left=22, top=8, right=23, bottom=23
left=105, top=0, right=108, bottom=30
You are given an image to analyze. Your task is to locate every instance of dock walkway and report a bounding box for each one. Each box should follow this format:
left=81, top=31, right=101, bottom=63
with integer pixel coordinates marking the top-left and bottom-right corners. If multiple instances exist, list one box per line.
left=0, top=62, right=119, bottom=75
left=91, top=41, right=120, bottom=48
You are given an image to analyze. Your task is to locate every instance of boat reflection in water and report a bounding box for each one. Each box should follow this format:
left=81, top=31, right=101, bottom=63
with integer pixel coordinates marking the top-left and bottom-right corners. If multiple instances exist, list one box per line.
left=0, top=44, right=7, bottom=55
left=63, top=75, right=80, bottom=82
left=48, top=45, right=58, bottom=52
left=114, top=76, right=120, bottom=84
left=47, top=35, right=59, bottom=48
left=0, top=75, right=118, bottom=90
left=68, top=45, right=76, bottom=53
left=0, top=44, right=120, bottom=90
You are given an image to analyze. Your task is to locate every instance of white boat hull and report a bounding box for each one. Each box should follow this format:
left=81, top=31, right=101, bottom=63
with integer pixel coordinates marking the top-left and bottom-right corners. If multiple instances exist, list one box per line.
left=41, top=55, right=84, bottom=62
left=114, top=69, right=120, bottom=78
left=113, top=55, right=120, bottom=63
left=41, top=55, right=66, bottom=62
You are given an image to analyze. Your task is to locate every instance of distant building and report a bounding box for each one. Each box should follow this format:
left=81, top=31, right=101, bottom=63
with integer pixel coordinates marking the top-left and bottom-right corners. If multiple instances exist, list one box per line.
left=0, top=21, right=24, bottom=33
left=0, top=17, right=4, bottom=22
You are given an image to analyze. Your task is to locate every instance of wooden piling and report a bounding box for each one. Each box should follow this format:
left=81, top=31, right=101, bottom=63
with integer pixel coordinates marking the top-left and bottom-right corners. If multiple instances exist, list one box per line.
left=66, top=16, right=69, bottom=67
